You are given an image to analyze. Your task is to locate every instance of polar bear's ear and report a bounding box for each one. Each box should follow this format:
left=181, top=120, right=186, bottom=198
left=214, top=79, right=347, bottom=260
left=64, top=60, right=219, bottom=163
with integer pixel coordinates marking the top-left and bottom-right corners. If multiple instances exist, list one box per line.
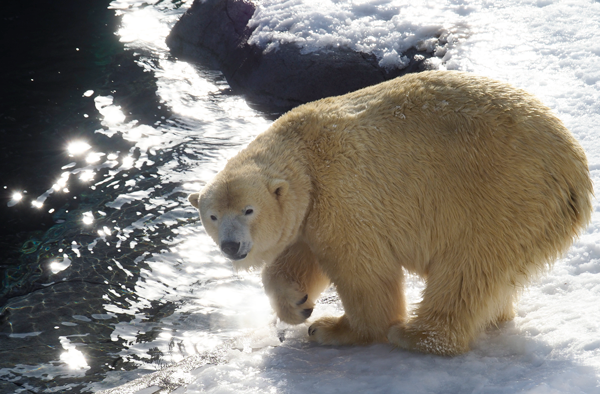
left=269, top=179, right=288, bottom=199
left=188, top=192, right=200, bottom=208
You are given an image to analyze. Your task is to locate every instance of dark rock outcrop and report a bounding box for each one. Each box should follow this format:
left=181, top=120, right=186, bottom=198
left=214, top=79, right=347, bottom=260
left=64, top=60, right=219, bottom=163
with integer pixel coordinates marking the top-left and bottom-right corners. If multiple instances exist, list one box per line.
left=166, top=0, right=433, bottom=112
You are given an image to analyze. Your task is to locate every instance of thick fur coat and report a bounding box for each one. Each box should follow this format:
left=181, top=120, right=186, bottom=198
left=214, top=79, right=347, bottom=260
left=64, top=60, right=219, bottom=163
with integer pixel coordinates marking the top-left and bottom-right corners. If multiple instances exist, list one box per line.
left=189, top=70, right=593, bottom=355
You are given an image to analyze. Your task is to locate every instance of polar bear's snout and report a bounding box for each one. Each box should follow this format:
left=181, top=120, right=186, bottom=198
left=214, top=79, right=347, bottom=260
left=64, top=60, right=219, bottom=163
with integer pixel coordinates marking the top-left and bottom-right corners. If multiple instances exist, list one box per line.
left=219, top=240, right=252, bottom=260
left=220, top=241, right=245, bottom=260
left=218, top=215, right=253, bottom=260
left=219, top=238, right=252, bottom=261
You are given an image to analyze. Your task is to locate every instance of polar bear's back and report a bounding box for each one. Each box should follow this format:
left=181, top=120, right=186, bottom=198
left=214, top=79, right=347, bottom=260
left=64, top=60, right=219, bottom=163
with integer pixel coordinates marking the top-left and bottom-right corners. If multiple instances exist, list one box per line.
left=290, top=71, right=592, bottom=277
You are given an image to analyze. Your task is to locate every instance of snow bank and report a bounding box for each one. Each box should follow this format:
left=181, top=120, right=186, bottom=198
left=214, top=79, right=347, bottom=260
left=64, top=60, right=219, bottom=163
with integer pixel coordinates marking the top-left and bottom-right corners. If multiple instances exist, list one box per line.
left=248, top=0, right=469, bottom=69
left=167, top=0, right=468, bottom=110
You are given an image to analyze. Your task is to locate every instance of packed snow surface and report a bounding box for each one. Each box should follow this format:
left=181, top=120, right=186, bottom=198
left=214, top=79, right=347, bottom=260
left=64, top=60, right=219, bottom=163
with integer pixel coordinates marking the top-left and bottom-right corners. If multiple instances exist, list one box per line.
left=14, top=0, right=600, bottom=393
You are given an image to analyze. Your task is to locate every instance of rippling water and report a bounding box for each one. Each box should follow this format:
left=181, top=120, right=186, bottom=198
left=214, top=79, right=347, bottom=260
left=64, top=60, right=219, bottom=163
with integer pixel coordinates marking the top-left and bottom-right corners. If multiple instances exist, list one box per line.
left=0, top=0, right=279, bottom=391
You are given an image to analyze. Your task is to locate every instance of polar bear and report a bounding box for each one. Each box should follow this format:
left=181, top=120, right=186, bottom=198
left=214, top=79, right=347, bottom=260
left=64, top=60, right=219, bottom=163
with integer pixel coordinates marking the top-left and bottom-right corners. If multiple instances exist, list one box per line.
left=188, top=70, right=593, bottom=355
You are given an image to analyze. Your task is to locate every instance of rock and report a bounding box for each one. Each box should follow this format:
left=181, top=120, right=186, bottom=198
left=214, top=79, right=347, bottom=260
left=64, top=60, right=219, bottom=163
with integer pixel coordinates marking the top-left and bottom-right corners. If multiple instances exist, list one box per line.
left=166, top=0, right=433, bottom=112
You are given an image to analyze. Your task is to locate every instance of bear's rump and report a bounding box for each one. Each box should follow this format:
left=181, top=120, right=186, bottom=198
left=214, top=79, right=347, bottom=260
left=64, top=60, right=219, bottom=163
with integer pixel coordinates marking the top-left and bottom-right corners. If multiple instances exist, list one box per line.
left=308, top=87, right=591, bottom=276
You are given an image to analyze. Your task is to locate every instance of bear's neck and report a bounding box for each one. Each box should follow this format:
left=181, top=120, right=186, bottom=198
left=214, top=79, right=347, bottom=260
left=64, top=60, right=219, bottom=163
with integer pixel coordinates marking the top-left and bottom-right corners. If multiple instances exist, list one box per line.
left=244, top=119, right=311, bottom=182
left=243, top=116, right=315, bottom=242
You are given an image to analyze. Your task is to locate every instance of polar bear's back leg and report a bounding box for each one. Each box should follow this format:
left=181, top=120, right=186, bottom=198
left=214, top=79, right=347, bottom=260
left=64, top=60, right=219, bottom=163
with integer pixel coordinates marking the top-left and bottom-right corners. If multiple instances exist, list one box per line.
left=388, top=252, right=520, bottom=355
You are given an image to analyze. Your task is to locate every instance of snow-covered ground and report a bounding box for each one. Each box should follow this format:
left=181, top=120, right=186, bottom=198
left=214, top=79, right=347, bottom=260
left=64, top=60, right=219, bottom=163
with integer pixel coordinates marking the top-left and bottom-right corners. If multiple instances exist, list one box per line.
left=87, top=0, right=600, bottom=392
left=248, top=0, right=470, bottom=68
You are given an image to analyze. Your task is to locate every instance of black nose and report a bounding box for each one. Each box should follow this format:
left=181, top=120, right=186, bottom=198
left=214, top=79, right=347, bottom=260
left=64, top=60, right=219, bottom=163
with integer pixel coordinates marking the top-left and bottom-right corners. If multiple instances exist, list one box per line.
left=221, top=241, right=241, bottom=257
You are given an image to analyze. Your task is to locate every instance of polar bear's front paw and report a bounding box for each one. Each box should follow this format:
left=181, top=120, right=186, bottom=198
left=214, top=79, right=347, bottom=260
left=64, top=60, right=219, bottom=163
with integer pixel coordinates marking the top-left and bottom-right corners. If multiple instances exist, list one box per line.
left=266, top=282, right=314, bottom=325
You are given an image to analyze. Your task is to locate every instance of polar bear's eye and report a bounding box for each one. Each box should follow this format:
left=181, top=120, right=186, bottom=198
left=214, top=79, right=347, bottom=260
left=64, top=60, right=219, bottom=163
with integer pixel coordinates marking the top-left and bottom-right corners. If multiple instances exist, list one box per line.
left=245, top=208, right=254, bottom=216
left=210, top=215, right=217, bottom=221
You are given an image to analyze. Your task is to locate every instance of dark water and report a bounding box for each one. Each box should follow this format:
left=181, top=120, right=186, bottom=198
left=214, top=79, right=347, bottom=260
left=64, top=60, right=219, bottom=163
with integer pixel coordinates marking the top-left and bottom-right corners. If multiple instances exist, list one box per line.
left=1, top=1, right=159, bottom=391
left=0, top=0, right=167, bottom=238
left=0, top=0, right=271, bottom=392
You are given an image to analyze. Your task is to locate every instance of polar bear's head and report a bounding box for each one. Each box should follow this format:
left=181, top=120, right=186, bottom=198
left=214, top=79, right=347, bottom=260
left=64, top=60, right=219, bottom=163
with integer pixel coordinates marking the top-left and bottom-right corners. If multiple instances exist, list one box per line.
left=188, top=171, right=293, bottom=269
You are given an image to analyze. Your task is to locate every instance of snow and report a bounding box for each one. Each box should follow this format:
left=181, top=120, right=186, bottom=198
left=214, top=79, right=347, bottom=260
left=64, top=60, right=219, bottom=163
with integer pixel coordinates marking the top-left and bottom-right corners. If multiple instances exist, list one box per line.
left=93, top=0, right=600, bottom=392
left=248, top=0, right=469, bottom=69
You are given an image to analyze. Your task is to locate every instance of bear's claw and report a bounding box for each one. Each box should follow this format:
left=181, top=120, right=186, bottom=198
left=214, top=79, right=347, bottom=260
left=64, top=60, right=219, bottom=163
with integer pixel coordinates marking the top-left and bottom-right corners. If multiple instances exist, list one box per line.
left=297, top=294, right=309, bottom=305
left=262, top=277, right=315, bottom=324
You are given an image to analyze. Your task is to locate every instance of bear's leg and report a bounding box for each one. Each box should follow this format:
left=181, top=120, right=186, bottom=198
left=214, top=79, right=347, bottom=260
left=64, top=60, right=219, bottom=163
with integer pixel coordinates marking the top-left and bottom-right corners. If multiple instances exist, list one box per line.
left=388, top=261, right=512, bottom=355
left=494, top=292, right=516, bottom=325
left=262, top=240, right=330, bottom=324
left=308, top=270, right=406, bottom=345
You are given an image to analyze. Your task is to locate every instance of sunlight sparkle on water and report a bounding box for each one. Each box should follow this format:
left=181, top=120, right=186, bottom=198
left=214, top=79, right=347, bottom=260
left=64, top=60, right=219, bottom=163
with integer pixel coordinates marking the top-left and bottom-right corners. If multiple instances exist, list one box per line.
left=7, top=192, right=23, bottom=207
left=98, top=226, right=112, bottom=237
left=67, top=141, right=91, bottom=156
left=79, top=170, right=95, bottom=182
left=118, top=8, right=170, bottom=49
left=183, top=182, right=202, bottom=190
left=86, top=152, right=104, bottom=164
left=53, top=173, right=70, bottom=191
left=95, top=96, right=126, bottom=125
left=101, top=105, right=126, bottom=125
left=59, top=337, right=90, bottom=370
left=121, top=156, right=135, bottom=169
left=60, top=349, right=88, bottom=368
left=155, top=59, right=220, bottom=120
left=49, top=256, right=72, bottom=274
left=82, top=212, right=94, bottom=225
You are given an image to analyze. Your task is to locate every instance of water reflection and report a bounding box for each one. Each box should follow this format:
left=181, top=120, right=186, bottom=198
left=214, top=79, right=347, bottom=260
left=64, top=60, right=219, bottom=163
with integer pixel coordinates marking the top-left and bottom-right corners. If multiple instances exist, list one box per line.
left=49, top=256, right=72, bottom=274
left=82, top=211, right=95, bottom=225
left=117, top=7, right=172, bottom=51
left=79, top=170, right=96, bottom=182
left=67, top=141, right=92, bottom=156
left=1, top=0, right=274, bottom=391
left=60, top=336, right=91, bottom=371
left=7, top=192, right=23, bottom=208
left=96, top=95, right=127, bottom=126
